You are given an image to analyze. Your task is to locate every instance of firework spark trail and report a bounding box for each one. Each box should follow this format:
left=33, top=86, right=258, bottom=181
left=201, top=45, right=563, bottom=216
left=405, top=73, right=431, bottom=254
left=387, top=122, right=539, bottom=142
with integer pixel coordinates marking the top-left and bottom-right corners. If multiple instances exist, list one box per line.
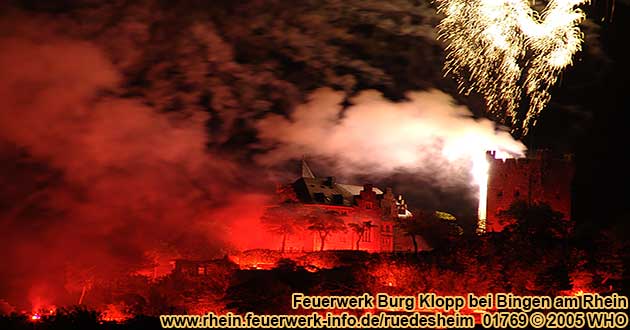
left=436, top=0, right=588, bottom=133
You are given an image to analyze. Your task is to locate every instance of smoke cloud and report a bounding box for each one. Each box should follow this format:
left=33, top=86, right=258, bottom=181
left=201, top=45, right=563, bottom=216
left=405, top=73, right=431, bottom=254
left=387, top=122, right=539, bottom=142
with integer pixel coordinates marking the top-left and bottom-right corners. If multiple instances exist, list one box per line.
left=256, top=88, right=526, bottom=188
left=0, top=14, right=271, bottom=311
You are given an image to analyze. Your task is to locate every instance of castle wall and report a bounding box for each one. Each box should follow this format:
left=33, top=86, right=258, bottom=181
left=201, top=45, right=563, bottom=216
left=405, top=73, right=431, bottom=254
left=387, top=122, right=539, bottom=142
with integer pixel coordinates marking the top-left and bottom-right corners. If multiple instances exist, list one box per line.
left=485, top=151, right=574, bottom=232
left=274, top=161, right=406, bottom=252
left=281, top=204, right=394, bottom=252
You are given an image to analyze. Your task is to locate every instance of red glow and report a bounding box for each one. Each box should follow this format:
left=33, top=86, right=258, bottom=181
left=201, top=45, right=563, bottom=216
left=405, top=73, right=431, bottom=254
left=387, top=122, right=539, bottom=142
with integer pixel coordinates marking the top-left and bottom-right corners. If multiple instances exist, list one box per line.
left=99, top=304, right=131, bottom=323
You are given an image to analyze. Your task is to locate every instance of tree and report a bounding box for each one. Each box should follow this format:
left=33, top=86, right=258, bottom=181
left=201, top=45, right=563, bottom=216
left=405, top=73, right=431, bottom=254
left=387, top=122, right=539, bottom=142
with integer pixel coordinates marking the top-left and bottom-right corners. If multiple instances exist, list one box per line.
left=348, top=221, right=374, bottom=250
left=64, top=263, right=96, bottom=305
left=275, top=183, right=299, bottom=203
left=498, top=201, right=568, bottom=239
left=260, top=201, right=307, bottom=253
left=397, top=210, right=456, bottom=254
left=306, top=209, right=346, bottom=251
left=396, top=210, right=428, bottom=255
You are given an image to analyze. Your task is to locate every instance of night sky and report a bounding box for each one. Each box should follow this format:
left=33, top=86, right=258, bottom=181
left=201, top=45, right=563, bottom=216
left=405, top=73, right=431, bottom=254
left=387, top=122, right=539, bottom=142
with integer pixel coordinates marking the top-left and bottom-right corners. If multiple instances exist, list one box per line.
left=0, top=0, right=628, bottom=310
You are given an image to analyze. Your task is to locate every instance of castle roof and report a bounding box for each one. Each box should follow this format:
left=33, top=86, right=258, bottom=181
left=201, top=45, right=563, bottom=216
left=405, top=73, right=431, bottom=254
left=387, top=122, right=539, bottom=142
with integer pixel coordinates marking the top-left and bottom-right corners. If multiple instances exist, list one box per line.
left=293, top=159, right=382, bottom=206
left=292, top=177, right=383, bottom=206
left=301, top=157, right=315, bottom=178
left=337, top=183, right=382, bottom=196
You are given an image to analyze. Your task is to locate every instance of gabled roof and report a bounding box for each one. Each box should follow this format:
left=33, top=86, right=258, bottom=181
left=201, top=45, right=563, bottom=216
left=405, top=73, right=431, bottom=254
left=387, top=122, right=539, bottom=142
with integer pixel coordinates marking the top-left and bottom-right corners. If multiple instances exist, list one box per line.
left=337, top=183, right=383, bottom=196
left=301, top=158, right=315, bottom=178
left=292, top=160, right=383, bottom=207
left=293, top=177, right=355, bottom=206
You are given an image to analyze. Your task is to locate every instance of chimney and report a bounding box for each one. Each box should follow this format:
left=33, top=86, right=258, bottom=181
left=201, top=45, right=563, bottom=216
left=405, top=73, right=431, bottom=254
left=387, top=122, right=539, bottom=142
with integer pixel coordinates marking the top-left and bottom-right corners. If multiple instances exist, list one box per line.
left=363, top=183, right=373, bottom=192
left=384, top=187, right=393, bottom=198
left=326, top=176, right=335, bottom=187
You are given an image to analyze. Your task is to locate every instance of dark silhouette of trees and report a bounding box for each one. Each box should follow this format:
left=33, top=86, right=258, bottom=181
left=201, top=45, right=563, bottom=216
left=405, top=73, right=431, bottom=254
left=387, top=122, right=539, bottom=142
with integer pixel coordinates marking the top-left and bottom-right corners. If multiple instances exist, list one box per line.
left=306, top=209, right=346, bottom=251
left=498, top=201, right=568, bottom=239
left=493, top=201, right=576, bottom=295
left=15, top=306, right=101, bottom=330
left=260, top=201, right=308, bottom=252
left=348, top=221, right=374, bottom=250
left=397, top=210, right=456, bottom=254
left=397, top=211, right=425, bottom=254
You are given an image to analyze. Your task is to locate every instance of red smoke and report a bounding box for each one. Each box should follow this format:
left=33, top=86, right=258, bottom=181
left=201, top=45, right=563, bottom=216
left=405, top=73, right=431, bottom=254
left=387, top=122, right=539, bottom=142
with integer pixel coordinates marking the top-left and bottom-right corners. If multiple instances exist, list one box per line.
left=0, top=13, right=272, bottom=311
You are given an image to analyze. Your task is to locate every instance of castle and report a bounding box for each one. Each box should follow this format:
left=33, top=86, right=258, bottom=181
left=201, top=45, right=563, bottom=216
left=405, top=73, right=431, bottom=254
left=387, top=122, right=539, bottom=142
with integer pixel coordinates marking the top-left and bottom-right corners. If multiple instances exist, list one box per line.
left=266, top=149, right=574, bottom=253
left=269, top=159, right=412, bottom=252
left=174, top=151, right=575, bottom=276
left=484, top=150, right=574, bottom=232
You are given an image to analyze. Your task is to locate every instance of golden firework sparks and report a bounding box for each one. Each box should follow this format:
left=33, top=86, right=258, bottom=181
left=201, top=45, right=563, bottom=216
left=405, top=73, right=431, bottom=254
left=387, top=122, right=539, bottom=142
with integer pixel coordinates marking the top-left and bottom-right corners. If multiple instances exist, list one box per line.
left=436, top=0, right=588, bottom=133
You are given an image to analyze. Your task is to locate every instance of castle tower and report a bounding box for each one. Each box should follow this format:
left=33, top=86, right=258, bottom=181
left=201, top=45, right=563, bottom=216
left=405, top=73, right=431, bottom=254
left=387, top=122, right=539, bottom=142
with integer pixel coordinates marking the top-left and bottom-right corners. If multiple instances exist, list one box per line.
left=485, top=150, right=574, bottom=232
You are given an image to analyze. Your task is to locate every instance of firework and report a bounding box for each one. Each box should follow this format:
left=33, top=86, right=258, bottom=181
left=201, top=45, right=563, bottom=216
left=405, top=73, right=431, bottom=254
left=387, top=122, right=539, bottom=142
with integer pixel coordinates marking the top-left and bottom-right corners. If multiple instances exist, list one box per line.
left=436, top=0, right=588, bottom=133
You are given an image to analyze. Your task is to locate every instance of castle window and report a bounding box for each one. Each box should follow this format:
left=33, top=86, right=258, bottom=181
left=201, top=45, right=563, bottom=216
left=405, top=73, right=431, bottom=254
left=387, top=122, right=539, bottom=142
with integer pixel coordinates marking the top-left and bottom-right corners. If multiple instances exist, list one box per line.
left=497, top=191, right=503, bottom=198
left=514, top=190, right=520, bottom=198
left=313, top=192, right=326, bottom=203
left=362, top=226, right=372, bottom=242
left=332, top=194, right=344, bottom=205
left=382, top=237, right=390, bottom=247
left=197, top=266, right=205, bottom=275
left=365, top=201, right=373, bottom=209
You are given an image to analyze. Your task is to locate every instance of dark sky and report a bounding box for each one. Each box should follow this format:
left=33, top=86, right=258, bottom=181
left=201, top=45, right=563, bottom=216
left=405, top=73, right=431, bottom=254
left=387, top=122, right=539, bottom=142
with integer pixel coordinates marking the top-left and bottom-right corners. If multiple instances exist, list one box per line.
left=544, top=0, right=630, bottom=227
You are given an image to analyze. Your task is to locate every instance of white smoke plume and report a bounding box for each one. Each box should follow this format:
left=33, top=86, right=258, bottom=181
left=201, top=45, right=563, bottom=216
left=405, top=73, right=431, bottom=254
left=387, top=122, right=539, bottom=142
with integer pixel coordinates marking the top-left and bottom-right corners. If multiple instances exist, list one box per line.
left=256, top=88, right=526, bottom=189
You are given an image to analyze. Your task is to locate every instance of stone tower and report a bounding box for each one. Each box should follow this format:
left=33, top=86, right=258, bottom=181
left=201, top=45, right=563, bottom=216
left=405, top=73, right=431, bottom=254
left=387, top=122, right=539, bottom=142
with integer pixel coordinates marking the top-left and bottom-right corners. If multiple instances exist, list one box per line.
left=485, top=150, right=574, bottom=232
